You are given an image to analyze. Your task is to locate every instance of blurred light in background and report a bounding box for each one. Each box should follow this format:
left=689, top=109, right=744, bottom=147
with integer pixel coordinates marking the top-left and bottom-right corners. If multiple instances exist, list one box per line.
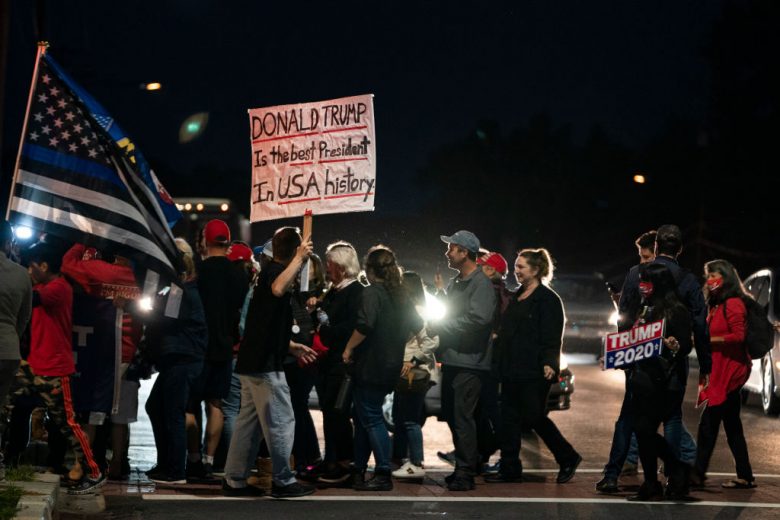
left=141, top=82, right=162, bottom=91
left=633, top=173, right=646, bottom=184
left=13, top=225, right=33, bottom=241
left=179, top=112, right=209, bottom=143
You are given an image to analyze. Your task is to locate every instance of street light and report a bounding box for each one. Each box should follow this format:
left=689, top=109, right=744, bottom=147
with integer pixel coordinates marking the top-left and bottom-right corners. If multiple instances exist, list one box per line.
left=633, top=174, right=646, bottom=184
left=141, top=82, right=162, bottom=91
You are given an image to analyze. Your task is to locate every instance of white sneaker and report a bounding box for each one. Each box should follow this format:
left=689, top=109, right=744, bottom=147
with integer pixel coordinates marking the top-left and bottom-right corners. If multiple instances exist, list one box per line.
left=392, top=462, right=425, bottom=479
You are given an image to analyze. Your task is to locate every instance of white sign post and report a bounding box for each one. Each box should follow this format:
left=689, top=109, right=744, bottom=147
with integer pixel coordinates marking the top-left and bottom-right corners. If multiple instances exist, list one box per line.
left=248, top=94, right=376, bottom=223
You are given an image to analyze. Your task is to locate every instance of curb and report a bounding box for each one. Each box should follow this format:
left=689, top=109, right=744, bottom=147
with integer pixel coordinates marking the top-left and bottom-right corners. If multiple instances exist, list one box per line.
left=11, top=472, right=59, bottom=520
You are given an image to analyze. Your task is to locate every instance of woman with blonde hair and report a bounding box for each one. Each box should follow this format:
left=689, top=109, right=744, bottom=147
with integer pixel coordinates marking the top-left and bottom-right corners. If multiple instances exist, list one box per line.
left=486, top=248, right=581, bottom=485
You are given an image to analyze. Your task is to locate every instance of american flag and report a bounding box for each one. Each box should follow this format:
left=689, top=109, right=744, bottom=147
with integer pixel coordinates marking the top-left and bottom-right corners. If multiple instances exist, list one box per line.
left=9, top=53, right=182, bottom=313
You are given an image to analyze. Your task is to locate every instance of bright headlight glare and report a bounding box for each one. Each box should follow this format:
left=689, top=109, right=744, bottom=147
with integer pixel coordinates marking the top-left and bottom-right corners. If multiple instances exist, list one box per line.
left=14, top=226, right=33, bottom=241
left=138, top=296, right=154, bottom=312
left=422, top=291, right=447, bottom=322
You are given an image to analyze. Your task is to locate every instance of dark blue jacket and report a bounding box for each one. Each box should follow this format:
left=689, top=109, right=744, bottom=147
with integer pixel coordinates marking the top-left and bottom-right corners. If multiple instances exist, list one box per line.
left=146, top=280, right=208, bottom=367
left=617, top=255, right=711, bottom=375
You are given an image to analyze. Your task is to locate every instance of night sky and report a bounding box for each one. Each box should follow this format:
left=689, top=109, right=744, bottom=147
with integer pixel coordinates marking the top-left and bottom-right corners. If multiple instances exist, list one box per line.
left=2, top=1, right=777, bottom=283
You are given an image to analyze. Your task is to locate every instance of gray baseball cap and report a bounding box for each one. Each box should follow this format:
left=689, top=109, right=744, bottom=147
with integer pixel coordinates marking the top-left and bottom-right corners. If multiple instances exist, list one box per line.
left=440, top=230, right=481, bottom=253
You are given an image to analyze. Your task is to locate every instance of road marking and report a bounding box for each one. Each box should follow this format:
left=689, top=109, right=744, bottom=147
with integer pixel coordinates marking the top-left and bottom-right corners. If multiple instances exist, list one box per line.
left=141, top=494, right=780, bottom=508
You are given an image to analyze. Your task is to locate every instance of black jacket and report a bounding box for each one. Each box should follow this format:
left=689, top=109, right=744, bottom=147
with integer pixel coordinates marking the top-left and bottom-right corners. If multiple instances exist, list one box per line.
left=197, top=256, right=249, bottom=362
left=495, top=284, right=565, bottom=382
left=319, top=281, right=364, bottom=366
left=618, top=256, right=711, bottom=375
left=146, top=280, right=208, bottom=367
left=353, top=284, right=423, bottom=386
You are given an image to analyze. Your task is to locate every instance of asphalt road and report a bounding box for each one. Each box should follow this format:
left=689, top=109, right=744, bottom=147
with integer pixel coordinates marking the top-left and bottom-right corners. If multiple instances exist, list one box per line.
left=97, top=354, right=780, bottom=520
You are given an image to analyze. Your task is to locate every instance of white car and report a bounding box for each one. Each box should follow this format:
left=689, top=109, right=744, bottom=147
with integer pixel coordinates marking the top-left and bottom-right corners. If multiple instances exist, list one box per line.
left=741, top=269, right=780, bottom=415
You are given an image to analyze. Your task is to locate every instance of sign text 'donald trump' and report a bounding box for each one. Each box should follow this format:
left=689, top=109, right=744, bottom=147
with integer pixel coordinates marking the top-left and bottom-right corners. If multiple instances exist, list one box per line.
left=248, top=94, right=375, bottom=222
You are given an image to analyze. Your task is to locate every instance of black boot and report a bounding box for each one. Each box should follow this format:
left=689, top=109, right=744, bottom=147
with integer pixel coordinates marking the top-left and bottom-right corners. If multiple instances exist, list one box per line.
left=354, top=471, right=393, bottom=491
left=350, top=467, right=365, bottom=488
left=665, top=462, right=691, bottom=500
left=627, top=480, right=664, bottom=502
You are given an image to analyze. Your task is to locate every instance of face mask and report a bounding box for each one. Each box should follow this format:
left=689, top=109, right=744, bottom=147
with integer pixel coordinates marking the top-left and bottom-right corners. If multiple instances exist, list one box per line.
left=706, top=277, right=723, bottom=293
left=638, top=281, right=654, bottom=299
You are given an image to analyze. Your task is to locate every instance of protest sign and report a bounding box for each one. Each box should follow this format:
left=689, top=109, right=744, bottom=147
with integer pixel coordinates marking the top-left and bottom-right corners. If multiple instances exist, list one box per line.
left=248, top=94, right=375, bottom=222
left=603, top=319, right=665, bottom=369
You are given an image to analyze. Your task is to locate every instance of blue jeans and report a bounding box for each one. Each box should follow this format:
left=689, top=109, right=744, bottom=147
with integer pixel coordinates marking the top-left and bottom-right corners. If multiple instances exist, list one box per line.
left=224, top=372, right=296, bottom=487
left=220, top=359, right=242, bottom=445
left=353, top=383, right=392, bottom=473
left=392, top=390, right=426, bottom=466
left=603, top=371, right=634, bottom=480
left=146, top=360, right=203, bottom=479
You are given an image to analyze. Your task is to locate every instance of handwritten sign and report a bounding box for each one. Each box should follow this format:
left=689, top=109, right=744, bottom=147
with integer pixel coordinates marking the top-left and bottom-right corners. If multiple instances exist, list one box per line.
left=603, top=319, right=665, bottom=369
left=248, top=94, right=376, bottom=222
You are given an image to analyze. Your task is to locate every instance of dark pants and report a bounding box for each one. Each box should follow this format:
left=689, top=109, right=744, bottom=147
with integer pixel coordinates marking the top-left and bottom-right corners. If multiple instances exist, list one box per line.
left=632, top=383, right=685, bottom=484
left=284, top=363, right=321, bottom=469
left=0, top=360, right=20, bottom=412
left=499, top=379, right=578, bottom=474
left=146, top=360, right=202, bottom=479
left=442, top=366, right=483, bottom=476
left=316, top=364, right=353, bottom=463
left=392, top=388, right=426, bottom=465
left=695, top=389, right=753, bottom=482
left=477, top=371, right=501, bottom=462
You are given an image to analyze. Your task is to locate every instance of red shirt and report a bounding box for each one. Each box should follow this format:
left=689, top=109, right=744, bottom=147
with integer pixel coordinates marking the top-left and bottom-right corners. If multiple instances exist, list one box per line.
left=699, top=297, right=751, bottom=407
left=29, top=276, right=75, bottom=377
left=62, top=244, right=141, bottom=362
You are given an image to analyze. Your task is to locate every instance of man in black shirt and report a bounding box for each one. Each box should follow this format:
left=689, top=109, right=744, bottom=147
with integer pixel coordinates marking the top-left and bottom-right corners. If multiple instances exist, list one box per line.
left=222, top=227, right=316, bottom=498
left=187, top=220, right=248, bottom=480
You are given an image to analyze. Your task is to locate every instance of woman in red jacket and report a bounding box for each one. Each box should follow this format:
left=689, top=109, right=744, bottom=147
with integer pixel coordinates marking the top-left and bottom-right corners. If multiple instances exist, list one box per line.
left=694, top=259, right=755, bottom=489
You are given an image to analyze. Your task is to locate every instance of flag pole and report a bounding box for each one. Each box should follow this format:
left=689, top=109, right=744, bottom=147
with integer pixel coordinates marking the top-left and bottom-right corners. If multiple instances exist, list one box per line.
left=5, top=41, right=48, bottom=220
left=300, top=209, right=313, bottom=292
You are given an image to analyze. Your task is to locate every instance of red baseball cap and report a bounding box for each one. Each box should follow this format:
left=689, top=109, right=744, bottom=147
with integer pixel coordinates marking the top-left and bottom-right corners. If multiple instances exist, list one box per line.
left=204, top=219, right=230, bottom=245
left=477, top=252, right=508, bottom=276
left=227, top=243, right=253, bottom=262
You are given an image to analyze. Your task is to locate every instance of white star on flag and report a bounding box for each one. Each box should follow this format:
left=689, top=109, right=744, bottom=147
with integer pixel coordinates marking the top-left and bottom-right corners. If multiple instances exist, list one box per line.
left=33, top=113, right=43, bottom=122
left=38, top=93, right=48, bottom=103
left=68, top=143, right=78, bottom=152
left=49, top=137, right=59, bottom=146
left=29, top=131, right=39, bottom=141
left=49, top=87, right=60, bottom=96
left=61, top=130, right=71, bottom=140
left=41, top=125, right=51, bottom=135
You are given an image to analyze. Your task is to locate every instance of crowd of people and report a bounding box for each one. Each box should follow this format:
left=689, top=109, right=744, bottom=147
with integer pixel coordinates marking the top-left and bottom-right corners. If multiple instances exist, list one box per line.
left=0, top=218, right=760, bottom=501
